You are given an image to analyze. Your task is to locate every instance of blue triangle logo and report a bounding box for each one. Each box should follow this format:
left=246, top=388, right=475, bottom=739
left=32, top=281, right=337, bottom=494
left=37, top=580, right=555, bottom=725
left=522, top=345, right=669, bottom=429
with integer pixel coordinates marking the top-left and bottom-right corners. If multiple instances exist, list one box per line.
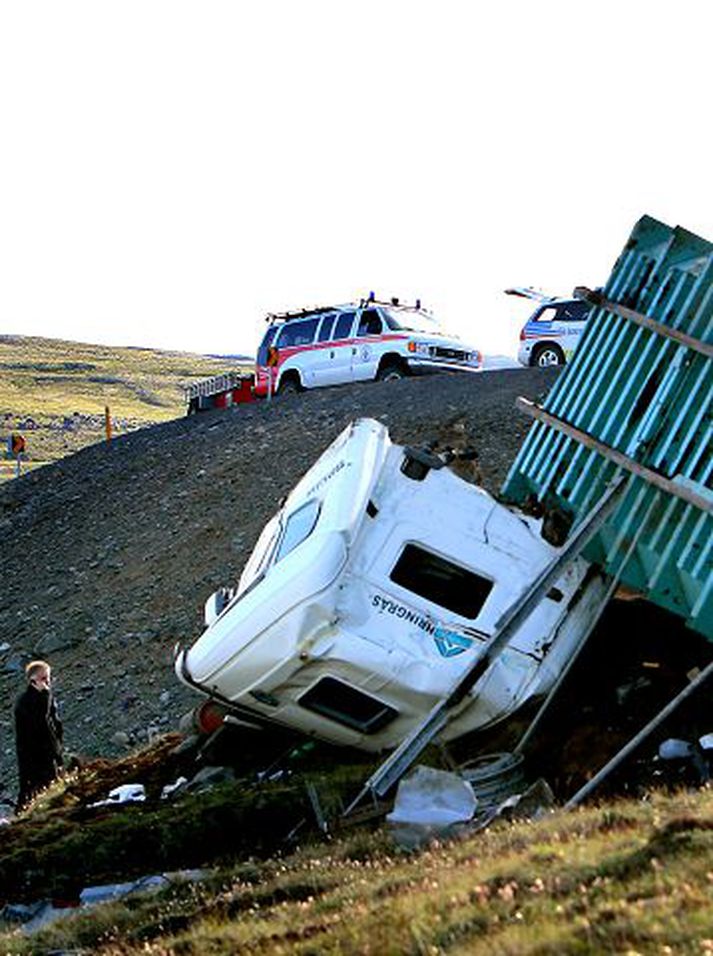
left=434, top=627, right=473, bottom=658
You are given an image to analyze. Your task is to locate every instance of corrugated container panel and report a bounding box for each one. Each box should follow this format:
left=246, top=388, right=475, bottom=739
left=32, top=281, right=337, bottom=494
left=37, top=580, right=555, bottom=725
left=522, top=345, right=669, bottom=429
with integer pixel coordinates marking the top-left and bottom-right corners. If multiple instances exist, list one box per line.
left=503, top=215, right=713, bottom=640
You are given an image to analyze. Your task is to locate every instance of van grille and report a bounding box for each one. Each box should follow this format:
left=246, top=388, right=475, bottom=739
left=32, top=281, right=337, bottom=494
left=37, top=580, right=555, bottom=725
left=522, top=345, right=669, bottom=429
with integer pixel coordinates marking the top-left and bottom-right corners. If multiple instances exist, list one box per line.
left=431, top=346, right=472, bottom=362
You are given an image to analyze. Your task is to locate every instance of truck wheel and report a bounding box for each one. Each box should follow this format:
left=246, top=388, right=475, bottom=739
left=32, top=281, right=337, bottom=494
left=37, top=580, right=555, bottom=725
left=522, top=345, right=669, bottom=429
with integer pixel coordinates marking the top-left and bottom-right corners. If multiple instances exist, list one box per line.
left=377, top=363, right=407, bottom=382
left=532, top=344, right=565, bottom=367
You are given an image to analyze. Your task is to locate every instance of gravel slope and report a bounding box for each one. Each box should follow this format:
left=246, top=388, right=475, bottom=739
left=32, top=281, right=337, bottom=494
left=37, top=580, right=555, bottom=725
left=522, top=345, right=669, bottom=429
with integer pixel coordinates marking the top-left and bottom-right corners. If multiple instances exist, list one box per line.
left=0, top=368, right=558, bottom=798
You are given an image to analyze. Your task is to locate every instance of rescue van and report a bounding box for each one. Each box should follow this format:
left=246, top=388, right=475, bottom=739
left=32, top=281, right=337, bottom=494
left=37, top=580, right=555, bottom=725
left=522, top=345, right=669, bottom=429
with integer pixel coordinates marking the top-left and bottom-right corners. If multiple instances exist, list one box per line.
left=175, top=419, right=608, bottom=751
left=254, top=296, right=482, bottom=396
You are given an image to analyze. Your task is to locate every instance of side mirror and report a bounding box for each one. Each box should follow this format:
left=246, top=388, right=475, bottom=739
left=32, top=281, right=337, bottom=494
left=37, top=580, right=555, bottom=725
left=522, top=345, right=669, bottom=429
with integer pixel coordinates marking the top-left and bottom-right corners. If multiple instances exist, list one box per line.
left=204, top=587, right=234, bottom=627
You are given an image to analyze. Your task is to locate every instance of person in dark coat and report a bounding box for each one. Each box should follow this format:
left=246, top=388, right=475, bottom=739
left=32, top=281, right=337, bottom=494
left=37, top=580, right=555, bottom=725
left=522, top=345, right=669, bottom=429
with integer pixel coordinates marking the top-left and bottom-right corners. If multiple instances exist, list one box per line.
left=14, top=659, right=64, bottom=811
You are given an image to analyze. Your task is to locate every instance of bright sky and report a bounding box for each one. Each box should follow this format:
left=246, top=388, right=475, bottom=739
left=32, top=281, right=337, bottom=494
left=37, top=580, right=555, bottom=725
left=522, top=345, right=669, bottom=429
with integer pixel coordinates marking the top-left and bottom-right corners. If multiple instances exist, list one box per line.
left=2, top=1, right=712, bottom=360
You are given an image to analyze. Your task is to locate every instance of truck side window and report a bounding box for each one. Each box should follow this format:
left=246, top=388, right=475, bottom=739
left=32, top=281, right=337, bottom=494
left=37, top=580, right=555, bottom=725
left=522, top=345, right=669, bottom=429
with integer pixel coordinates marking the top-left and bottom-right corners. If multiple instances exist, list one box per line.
left=332, top=311, right=356, bottom=341
left=390, top=544, right=493, bottom=619
left=257, top=326, right=278, bottom=365
left=317, top=313, right=336, bottom=342
left=357, top=309, right=383, bottom=336
left=275, top=499, right=321, bottom=564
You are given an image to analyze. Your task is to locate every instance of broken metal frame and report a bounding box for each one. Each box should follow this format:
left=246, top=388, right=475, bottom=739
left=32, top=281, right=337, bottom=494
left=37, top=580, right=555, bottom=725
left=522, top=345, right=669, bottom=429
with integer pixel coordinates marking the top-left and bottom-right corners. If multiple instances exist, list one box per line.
left=343, top=475, right=626, bottom=814
left=565, top=658, right=713, bottom=808
left=516, top=398, right=713, bottom=515
left=514, top=489, right=662, bottom=757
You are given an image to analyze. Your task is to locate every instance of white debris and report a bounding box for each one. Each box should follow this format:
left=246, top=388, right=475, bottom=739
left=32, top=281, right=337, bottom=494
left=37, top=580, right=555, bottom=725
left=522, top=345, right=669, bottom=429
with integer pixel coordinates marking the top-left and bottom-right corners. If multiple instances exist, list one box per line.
left=161, top=776, right=188, bottom=800
left=387, top=766, right=477, bottom=826
left=89, top=783, right=146, bottom=807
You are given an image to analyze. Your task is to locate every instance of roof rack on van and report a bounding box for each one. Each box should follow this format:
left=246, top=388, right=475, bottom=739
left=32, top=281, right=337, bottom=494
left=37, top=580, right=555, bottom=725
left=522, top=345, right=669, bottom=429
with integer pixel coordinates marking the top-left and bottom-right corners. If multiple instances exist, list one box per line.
left=264, top=305, right=344, bottom=324
left=264, top=293, right=432, bottom=324
left=358, top=293, right=430, bottom=313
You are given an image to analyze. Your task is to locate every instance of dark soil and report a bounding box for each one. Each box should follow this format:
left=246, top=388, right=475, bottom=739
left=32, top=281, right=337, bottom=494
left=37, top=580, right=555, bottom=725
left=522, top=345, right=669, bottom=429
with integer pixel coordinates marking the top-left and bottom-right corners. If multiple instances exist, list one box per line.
left=0, top=369, right=558, bottom=801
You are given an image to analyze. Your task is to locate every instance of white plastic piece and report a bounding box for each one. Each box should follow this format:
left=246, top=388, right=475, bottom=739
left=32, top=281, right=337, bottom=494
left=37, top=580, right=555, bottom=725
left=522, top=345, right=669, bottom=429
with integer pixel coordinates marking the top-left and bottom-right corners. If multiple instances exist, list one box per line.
left=89, top=783, right=146, bottom=807
left=387, top=765, right=477, bottom=826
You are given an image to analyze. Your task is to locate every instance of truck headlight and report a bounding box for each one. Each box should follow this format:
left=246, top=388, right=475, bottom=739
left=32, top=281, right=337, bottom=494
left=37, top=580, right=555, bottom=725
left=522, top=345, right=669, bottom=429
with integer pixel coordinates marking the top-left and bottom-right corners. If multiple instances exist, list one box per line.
left=407, top=341, right=431, bottom=355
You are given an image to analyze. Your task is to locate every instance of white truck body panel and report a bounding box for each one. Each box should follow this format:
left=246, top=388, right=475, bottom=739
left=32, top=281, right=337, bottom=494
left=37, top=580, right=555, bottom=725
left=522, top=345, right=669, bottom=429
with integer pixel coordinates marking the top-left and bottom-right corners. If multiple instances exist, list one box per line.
left=177, top=419, right=607, bottom=750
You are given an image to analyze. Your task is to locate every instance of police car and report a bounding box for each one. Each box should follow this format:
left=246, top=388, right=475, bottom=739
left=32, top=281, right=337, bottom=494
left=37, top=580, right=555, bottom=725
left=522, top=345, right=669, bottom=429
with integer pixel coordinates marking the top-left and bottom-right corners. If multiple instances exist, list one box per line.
left=512, top=290, right=591, bottom=367
left=254, top=295, right=482, bottom=396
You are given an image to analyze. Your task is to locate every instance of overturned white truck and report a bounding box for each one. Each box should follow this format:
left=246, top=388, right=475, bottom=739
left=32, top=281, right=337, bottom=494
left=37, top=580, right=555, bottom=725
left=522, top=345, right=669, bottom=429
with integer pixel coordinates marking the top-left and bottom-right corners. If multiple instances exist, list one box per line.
left=175, top=417, right=609, bottom=751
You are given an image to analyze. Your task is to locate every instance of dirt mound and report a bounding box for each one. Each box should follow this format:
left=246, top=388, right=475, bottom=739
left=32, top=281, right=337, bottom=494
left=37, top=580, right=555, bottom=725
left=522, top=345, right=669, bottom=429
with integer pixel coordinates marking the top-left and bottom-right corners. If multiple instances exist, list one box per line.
left=0, top=369, right=557, bottom=800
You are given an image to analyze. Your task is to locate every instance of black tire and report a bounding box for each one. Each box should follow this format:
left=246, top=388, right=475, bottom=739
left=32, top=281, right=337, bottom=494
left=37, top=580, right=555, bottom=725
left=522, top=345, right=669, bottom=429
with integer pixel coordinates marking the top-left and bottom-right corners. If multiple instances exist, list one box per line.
left=376, top=363, right=407, bottom=382
left=532, top=343, right=565, bottom=367
left=278, top=376, right=301, bottom=395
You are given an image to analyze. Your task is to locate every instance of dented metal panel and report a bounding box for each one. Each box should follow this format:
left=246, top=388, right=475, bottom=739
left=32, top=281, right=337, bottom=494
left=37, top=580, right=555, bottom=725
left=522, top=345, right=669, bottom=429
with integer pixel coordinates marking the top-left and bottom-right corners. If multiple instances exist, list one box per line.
left=503, top=215, right=713, bottom=639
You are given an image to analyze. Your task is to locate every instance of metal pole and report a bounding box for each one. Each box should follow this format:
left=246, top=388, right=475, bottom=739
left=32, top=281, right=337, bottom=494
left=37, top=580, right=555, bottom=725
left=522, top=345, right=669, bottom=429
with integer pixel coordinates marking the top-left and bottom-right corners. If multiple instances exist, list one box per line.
left=564, top=659, right=713, bottom=809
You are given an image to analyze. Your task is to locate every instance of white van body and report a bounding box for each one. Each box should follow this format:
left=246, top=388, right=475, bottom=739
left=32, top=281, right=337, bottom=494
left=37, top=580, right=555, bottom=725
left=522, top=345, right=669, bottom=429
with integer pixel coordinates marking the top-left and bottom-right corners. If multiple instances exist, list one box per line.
left=176, top=419, right=607, bottom=751
left=254, top=301, right=481, bottom=396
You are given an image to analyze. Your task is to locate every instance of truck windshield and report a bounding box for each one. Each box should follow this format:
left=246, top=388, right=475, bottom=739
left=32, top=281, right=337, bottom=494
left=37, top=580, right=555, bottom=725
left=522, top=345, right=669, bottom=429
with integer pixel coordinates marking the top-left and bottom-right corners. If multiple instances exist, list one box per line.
left=382, top=309, right=442, bottom=334
left=275, top=499, right=321, bottom=564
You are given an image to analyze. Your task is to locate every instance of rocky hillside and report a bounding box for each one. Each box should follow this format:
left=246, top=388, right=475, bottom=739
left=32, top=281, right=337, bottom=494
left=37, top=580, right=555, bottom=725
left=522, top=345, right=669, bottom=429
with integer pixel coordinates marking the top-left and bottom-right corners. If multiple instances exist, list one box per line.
left=0, top=334, right=248, bottom=479
left=0, top=369, right=556, bottom=799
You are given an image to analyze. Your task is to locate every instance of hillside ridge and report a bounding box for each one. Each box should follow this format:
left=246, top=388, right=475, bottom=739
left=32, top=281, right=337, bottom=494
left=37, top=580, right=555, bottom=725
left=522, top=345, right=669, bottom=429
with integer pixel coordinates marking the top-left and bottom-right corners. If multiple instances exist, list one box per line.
left=0, top=369, right=556, bottom=798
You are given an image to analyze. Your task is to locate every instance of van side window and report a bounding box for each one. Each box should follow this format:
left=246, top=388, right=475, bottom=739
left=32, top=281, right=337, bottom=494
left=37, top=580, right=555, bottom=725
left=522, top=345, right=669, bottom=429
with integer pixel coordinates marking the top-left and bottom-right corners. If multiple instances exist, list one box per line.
left=558, top=301, right=590, bottom=321
left=257, top=326, right=278, bottom=365
left=390, top=544, right=493, bottom=619
left=317, top=313, right=336, bottom=342
left=277, top=318, right=319, bottom=348
left=299, top=677, right=398, bottom=733
left=332, top=311, right=356, bottom=341
left=357, top=309, right=383, bottom=336
left=532, top=307, right=558, bottom=324
left=275, top=499, right=321, bottom=564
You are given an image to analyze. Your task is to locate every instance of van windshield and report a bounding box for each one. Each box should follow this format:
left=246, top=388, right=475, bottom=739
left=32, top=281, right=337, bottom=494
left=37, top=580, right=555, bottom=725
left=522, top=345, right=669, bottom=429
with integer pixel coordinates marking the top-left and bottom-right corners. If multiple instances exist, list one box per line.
left=382, top=309, right=443, bottom=334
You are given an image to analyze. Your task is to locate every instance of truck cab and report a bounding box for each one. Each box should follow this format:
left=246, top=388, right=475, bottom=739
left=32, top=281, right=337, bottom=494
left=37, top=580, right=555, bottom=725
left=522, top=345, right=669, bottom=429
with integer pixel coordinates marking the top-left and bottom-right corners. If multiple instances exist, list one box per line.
left=176, top=419, right=607, bottom=751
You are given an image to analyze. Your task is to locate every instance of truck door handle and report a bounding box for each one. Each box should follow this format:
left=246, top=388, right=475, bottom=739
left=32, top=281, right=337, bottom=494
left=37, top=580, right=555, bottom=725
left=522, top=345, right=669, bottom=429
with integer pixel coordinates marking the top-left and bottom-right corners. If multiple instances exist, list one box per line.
left=330, top=350, right=335, bottom=358
left=352, top=347, right=357, bottom=355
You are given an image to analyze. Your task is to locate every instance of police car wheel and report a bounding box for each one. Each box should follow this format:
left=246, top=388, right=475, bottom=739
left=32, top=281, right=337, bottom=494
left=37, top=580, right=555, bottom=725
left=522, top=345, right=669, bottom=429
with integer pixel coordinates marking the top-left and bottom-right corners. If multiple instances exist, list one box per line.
left=533, top=344, right=564, bottom=367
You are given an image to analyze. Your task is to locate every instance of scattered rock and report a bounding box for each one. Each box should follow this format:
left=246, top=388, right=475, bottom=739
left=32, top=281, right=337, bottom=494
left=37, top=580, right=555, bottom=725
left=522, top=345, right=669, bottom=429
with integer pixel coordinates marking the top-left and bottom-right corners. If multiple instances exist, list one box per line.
left=33, top=632, right=79, bottom=655
left=185, top=765, right=235, bottom=792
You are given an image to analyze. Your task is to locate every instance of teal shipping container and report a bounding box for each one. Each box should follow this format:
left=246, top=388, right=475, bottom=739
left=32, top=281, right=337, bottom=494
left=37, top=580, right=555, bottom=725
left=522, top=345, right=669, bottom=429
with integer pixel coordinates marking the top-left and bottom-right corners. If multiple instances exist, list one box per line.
left=503, top=215, right=712, bottom=640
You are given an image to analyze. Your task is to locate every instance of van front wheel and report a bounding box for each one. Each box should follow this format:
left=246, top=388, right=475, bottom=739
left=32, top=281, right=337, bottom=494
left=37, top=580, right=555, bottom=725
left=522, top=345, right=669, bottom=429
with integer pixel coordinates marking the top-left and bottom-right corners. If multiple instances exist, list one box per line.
left=377, top=364, right=407, bottom=382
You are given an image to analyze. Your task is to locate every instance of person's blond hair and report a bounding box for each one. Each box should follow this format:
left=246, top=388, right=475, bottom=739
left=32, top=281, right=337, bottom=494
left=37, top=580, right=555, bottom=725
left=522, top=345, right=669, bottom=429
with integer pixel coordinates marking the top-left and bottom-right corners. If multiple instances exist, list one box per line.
left=25, top=660, right=51, bottom=681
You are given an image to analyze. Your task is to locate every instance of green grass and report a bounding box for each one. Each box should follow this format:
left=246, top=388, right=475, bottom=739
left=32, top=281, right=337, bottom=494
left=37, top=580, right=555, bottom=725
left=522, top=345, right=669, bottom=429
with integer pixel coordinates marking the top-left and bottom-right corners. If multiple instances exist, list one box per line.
left=1, top=778, right=711, bottom=955
left=0, top=334, right=250, bottom=477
